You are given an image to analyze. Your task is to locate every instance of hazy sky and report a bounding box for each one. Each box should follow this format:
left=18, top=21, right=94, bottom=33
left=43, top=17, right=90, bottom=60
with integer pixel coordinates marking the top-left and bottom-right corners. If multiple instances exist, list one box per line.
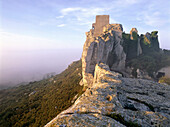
left=1, top=0, right=170, bottom=50
left=0, top=0, right=170, bottom=86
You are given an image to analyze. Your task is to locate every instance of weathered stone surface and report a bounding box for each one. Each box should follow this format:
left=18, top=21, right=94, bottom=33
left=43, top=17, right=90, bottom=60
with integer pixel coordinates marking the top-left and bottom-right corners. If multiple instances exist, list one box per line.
left=82, top=16, right=161, bottom=87
left=136, top=69, right=152, bottom=79
left=158, top=66, right=170, bottom=78
left=46, top=63, right=170, bottom=127
left=140, top=31, right=160, bottom=53
left=82, top=23, right=126, bottom=86
left=130, top=28, right=138, bottom=40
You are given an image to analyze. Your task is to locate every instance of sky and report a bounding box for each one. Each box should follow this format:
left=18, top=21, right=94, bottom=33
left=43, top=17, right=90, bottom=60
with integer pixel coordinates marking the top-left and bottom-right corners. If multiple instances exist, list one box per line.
left=0, top=0, right=170, bottom=86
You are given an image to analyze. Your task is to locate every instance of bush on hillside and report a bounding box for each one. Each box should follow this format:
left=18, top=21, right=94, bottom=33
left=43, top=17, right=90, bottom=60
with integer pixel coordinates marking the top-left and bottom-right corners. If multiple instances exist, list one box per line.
left=0, top=60, right=83, bottom=127
left=159, top=76, right=170, bottom=85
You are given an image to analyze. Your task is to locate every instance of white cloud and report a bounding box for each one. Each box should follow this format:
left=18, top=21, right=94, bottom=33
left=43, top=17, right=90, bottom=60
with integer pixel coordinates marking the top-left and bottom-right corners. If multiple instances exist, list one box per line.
left=57, top=24, right=66, bottom=27
left=59, top=7, right=108, bottom=28
left=57, top=0, right=141, bottom=27
left=56, top=15, right=64, bottom=19
left=61, top=7, right=86, bottom=15
left=60, top=7, right=107, bottom=18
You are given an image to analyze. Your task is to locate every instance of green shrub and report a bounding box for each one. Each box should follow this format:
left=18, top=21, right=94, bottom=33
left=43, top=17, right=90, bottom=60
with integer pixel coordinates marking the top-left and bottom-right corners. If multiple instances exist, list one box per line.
left=151, top=31, right=158, bottom=37
left=122, top=32, right=138, bottom=60
left=0, top=60, right=83, bottom=127
left=122, top=32, right=130, bottom=40
left=159, top=76, right=170, bottom=85
left=132, top=32, right=138, bottom=40
left=143, top=35, right=151, bottom=45
left=127, top=51, right=170, bottom=78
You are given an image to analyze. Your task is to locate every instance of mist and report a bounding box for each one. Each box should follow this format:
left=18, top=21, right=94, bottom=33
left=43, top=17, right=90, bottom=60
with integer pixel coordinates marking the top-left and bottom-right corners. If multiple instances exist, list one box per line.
left=0, top=49, right=82, bottom=88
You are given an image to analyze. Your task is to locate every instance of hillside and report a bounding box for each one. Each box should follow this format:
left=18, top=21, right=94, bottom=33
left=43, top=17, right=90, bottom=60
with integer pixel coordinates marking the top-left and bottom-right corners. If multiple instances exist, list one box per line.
left=0, top=60, right=83, bottom=127
left=127, top=49, right=170, bottom=78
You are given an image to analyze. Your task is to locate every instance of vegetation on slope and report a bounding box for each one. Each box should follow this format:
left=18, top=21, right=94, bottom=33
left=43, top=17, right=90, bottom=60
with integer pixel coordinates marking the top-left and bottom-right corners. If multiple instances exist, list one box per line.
left=122, top=32, right=138, bottom=60
left=127, top=50, right=170, bottom=77
left=0, top=60, right=83, bottom=127
left=159, top=76, right=170, bottom=85
left=122, top=31, right=170, bottom=78
left=122, top=31, right=160, bottom=61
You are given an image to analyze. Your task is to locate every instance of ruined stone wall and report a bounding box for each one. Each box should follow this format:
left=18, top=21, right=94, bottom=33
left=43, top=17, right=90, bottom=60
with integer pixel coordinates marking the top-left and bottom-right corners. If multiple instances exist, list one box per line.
left=158, top=66, right=170, bottom=77
left=93, top=15, right=109, bottom=37
left=83, top=15, right=161, bottom=87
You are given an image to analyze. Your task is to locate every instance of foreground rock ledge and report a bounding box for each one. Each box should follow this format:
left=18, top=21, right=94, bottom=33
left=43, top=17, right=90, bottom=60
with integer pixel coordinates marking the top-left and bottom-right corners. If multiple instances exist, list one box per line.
left=45, top=63, right=170, bottom=127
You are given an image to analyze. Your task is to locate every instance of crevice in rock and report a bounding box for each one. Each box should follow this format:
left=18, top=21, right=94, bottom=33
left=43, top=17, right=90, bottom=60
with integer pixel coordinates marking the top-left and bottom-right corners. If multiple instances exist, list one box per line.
left=157, top=92, right=165, bottom=97
left=135, top=92, right=148, bottom=95
left=117, top=92, right=138, bottom=111
left=124, top=103, right=138, bottom=111
left=64, top=111, right=101, bottom=115
left=106, top=113, right=141, bottom=127
left=127, top=97, right=155, bottom=112
left=118, top=89, right=148, bottom=96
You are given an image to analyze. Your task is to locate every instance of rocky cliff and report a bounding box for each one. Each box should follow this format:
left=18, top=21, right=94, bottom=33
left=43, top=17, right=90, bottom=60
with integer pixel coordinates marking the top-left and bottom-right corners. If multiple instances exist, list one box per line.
left=82, top=23, right=160, bottom=86
left=82, top=24, right=126, bottom=86
left=45, top=63, right=170, bottom=127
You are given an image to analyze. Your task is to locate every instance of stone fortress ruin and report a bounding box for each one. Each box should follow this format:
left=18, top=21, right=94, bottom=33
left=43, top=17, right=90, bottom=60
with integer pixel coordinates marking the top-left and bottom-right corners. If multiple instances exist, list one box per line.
left=83, top=15, right=168, bottom=86
left=92, top=15, right=109, bottom=37
left=86, top=15, right=123, bottom=37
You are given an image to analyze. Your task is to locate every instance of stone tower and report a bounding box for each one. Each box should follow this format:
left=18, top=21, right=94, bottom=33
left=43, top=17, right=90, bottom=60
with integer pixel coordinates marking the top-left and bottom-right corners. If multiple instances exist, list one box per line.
left=92, top=15, right=109, bottom=37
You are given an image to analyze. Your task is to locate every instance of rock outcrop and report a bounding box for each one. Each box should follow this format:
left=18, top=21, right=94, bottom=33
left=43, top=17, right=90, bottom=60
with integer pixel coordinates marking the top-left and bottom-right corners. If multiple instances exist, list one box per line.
left=130, top=28, right=138, bottom=40
left=158, top=66, right=170, bottom=78
left=82, top=23, right=126, bottom=86
left=82, top=15, right=160, bottom=86
left=45, top=15, right=169, bottom=127
left=45, top=63, right=170, bottom=127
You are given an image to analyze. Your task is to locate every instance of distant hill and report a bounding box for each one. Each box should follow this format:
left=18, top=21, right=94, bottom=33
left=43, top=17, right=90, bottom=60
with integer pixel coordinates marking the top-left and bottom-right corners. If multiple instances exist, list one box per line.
left=0, top=60, right=83, bottom=127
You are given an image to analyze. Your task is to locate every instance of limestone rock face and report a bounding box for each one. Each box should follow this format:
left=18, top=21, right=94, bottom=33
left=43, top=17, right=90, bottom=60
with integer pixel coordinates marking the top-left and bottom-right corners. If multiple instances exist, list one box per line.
left=82, top=16, right=161, bottom=86
left=45, top=63, right=170, bottom=127
left=140, top=31, right=160, bottom=53
left=82, top=24, right=126, bottom=86
left=130, top=28, right=138, bottom=40
left=158, top=66, right=170, bottom=78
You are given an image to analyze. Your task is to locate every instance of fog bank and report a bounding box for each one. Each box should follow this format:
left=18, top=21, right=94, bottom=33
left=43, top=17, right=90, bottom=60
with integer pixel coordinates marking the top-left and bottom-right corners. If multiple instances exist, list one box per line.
left=0, top=49, right=82, bottom=87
